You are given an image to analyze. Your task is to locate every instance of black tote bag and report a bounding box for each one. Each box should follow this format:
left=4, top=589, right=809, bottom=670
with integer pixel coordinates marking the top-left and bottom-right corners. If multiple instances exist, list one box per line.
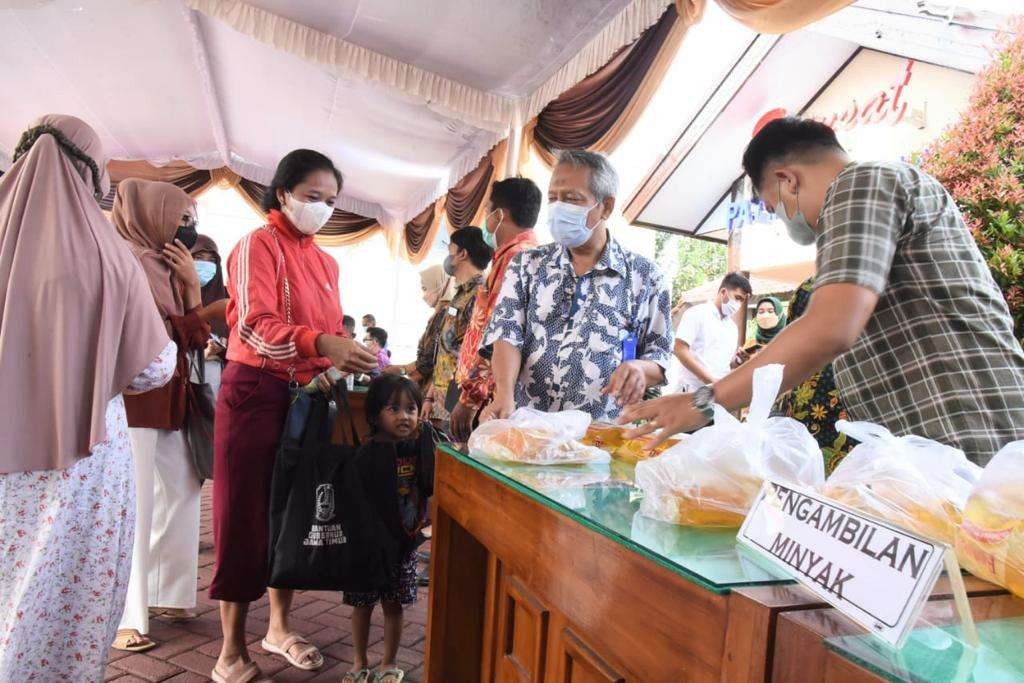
left=184, top=350, right=216, bottom=481
left=267, top=384, right=394, bottom=592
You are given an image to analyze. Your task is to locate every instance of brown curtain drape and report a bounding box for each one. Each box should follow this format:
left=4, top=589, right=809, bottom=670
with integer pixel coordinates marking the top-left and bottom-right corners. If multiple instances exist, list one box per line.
left=236, top=176, right=382, bottom=248
left=445, top=152, right=494, bottom=230
left=529, top=4, right=688, bottom=165
left=712, top=0, right=853, bottom=34
left=100, top=160, right=214, bottom=210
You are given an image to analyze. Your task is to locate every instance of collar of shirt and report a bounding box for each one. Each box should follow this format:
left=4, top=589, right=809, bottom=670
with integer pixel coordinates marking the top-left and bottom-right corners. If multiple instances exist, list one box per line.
left=494, top=229, right=537, bottom=262
left=267, top=209, right=314, bottom=249
left=554, top=235, right=627, bottom=277
left=456, top=273, right=484, bottom=294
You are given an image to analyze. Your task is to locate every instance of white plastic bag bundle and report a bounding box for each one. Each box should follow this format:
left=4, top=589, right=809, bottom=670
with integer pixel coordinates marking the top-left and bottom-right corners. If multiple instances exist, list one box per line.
left=636, top=364, right=824, bottom=527
left=823, top=420, right=981, bottom=544
left=956, top=440, right=1024, bottom=597
left=468, top=407, right=611, bottom=465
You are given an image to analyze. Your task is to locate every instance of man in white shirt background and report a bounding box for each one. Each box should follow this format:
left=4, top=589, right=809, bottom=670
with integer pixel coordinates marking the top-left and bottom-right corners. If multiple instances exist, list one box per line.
left=671, top=272, right=752, bottom=393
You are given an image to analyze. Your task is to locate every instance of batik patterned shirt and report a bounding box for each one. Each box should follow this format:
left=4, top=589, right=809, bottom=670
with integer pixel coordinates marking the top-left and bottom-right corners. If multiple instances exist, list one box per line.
left=483, top=238, right=672, bottom=421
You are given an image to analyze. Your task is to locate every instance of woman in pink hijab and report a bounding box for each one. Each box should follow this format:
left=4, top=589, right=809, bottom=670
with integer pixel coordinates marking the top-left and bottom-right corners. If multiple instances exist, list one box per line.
left=111, top=179, right=211, bottom=653
left=0, top=115, right=175, bottom=681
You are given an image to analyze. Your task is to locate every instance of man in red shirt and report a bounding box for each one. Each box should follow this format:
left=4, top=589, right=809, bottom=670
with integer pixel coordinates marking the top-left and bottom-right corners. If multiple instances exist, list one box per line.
left=450, top=177, right=542, bottom=441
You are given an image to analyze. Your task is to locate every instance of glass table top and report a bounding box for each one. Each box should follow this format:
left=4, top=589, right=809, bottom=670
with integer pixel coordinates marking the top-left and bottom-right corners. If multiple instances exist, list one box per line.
left=825, top=616, right=1024, bottom=682
left=440, top=444, right=792, bottom=594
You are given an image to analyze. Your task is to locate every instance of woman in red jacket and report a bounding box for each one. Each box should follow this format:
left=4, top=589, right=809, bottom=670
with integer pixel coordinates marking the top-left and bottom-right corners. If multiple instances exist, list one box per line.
left=211, top=150, right=377, bottom=683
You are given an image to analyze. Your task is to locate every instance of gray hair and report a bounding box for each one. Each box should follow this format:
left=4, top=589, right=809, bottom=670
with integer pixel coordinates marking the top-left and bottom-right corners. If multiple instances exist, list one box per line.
left=555, top=149, right=619, bottom=202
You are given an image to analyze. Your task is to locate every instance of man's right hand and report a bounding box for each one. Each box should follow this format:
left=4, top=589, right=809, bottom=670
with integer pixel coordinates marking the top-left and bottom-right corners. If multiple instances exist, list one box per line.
left=450, top=401, right=477, bottom=442
left=316, top=334, right=378, bottom=374
left=479, top=392, right=514, bottom=424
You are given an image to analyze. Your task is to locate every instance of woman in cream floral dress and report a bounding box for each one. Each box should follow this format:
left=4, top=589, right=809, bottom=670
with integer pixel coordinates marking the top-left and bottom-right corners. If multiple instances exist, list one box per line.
left=0, top=114, right=173, bottom=681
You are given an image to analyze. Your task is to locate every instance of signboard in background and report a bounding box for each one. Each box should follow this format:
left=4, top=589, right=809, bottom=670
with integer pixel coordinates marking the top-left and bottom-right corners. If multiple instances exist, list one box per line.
left=738, top=482, right=948, bottom=647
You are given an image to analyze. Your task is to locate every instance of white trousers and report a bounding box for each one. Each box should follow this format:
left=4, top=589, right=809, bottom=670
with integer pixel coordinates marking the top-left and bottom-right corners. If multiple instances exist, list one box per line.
left=119, top=427, right=201, bottom=633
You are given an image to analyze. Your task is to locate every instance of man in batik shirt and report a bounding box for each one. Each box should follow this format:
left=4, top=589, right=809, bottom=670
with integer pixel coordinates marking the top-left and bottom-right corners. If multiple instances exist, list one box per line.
left=449, top=178, right=541, bottom=441
left=479, top=150, right=673, bottom=423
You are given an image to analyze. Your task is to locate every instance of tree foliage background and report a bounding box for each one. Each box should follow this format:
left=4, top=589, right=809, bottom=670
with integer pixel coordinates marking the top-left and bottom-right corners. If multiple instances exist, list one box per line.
left=921, top=22, right=1024, bottom=345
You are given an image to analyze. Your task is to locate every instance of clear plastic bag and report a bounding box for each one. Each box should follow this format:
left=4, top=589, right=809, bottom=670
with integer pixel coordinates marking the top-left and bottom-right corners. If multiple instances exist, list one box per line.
left=823, top=420, right=981, bottom=545
left=468, top=407, right=611, bottom=465
left=635, top=364, right=824, bottom=527
left=955, top=440, right=1024, bottom=598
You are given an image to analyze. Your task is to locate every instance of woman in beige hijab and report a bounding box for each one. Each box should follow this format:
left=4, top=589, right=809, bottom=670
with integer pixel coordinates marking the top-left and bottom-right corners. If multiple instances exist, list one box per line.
left=383, top=264, right=454, bottom=397
left=111, top=178, right=211, bottom=652
left=0, top=115, right=175, bottom=681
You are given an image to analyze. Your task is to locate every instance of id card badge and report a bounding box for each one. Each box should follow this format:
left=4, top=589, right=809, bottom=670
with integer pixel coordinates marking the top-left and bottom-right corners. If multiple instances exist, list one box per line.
left=622, top=332, right=637, bottom=361
left=447, top=305, right=458, bottom=317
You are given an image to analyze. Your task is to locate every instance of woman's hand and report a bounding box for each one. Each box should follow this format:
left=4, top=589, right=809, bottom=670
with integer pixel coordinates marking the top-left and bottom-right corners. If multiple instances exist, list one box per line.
left=316, top=334, right=378, bottom=374
left=162, top=239, right=202, bottom=309
left=420, top=390, right=435, bottom=422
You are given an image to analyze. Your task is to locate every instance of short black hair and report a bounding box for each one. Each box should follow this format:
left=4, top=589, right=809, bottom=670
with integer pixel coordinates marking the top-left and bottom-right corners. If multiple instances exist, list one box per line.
left=741, top=117, right=844, bottom=189
left=262, top=149, right=343, bottom=212
left=362, top=314, right=376, bottom=325
left=365, top=374, right=423, bottom=435
left=342, top=315, right=355, bottom=330
left=720, top=272, right=752, bottom=296
left=489, top=177, right=541, bottom=229
left=449, top=226, right=494, bottom=270
left=365, top=326, right=388, bottom=348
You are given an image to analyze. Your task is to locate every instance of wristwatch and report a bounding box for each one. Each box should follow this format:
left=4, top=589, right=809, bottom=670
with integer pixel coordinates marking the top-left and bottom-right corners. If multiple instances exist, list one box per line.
left=692, top=384, right=716, bottom=421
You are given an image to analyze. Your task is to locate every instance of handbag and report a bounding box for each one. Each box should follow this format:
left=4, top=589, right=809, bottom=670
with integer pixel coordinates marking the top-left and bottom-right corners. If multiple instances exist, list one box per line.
left=184, top=350, right=216, bottom=481
left=267, top=383, right=393, bottom=591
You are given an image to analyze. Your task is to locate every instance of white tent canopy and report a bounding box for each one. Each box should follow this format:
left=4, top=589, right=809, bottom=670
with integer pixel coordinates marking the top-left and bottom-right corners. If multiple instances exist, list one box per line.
left=0, top=0, right=673, bottom=228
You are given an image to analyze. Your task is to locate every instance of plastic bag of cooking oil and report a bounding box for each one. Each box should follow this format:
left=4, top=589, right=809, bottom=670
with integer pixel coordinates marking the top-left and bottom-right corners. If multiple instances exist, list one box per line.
left=956, top=440, right=1024, bottom=598
left=635, top=364, right=824, bottom=527
left=468, top=407, right=611, bottom=465
left=582, top=422, right=686, bottom=465
left=823, top=420, right=981, bottom=544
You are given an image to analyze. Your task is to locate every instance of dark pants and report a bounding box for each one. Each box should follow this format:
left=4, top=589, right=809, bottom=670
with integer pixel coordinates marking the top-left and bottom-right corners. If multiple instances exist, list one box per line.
left=209, top=362, right=290, bottom=602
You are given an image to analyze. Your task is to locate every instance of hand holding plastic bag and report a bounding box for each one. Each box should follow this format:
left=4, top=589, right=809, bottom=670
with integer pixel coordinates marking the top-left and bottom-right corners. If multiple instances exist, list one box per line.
left=635, top=365, right=824, bottom=527
left=468, top=407, right=611, bottom=465
left=823, top=420, right=980, bottom=544
left=956, top=440, right=1024, bottom=598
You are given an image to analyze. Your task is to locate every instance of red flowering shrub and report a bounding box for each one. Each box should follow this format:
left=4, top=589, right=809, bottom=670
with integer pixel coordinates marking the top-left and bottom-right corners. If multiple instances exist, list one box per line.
left=922, top=22, right=1024, bottom=345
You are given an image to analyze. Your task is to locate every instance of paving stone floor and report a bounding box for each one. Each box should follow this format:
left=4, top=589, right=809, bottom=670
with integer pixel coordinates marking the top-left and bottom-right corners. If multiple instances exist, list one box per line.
left=104, top=483, right=428, bottom=682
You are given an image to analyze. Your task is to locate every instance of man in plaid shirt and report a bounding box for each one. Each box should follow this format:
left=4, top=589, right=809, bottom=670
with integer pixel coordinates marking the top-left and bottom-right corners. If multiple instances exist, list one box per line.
left=448, top=177, right=541, bottom=441
left=623, top=117, right=1024, bottom=465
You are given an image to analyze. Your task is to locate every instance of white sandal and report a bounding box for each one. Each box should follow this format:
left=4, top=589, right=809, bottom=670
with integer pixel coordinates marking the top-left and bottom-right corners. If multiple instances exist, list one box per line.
left=260, top=633, right=324, bottom=671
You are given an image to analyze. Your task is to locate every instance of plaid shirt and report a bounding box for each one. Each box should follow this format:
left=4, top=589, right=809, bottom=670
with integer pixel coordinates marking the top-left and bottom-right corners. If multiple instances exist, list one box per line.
left=815, top=161, right=1024, bottom=465
left=456, top=230, right=538, bottom=410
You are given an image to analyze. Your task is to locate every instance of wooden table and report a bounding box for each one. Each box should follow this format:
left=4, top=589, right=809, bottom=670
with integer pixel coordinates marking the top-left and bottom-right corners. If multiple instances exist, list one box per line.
left=424, top=445, right=826, bottom=682
left=774, top=577, right=1007, bottom=683
left=332, top=385, right=370, bottom=444
left=821, top=594, right=1024, bottom=681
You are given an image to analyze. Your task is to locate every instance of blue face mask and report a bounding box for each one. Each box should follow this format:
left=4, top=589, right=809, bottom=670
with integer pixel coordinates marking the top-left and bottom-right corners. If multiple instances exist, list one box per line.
left=775, top=179, right=816, bottom=246
left=195, top=260, right=217, bottom=287
left=482, top=209, right=500, bottom=250
left=548, top=201, right=599, bottom=249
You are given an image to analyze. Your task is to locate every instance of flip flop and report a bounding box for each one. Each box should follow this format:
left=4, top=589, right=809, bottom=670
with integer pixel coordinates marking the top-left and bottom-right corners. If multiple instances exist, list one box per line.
left=211, top=660, right=264, bottom=683
left=111, top=628, right=157, bottom=653
left=261, top=633, right=324, bottom=671
left=375, top=668, right=406, bottom=683
left=343, top=669, right=372, bottom=682
left=149, top=607, right=196, bottom=622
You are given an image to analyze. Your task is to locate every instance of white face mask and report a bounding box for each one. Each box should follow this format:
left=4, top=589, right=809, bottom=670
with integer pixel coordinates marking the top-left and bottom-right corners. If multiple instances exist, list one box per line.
left=282, top=192, right=334, bottom=235
left=721, top=296, right=741, bottom=317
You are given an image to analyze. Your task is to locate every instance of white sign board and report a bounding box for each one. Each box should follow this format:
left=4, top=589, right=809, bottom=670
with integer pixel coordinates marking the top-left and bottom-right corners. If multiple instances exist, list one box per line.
left=738, top=481, right=946, bottom=647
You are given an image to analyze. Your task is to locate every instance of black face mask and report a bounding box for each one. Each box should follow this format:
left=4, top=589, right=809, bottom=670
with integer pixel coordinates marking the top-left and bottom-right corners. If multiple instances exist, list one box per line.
left=174, top=224, right=198, bottom=250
